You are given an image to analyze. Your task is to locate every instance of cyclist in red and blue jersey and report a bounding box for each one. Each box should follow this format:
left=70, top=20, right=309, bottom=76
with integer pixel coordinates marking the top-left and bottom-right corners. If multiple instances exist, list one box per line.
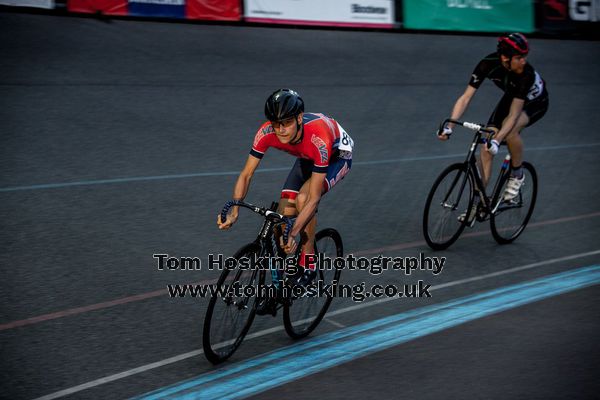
left=438, top=33, right=549, bottom=225
left=218, top=89, right=354, bottom=284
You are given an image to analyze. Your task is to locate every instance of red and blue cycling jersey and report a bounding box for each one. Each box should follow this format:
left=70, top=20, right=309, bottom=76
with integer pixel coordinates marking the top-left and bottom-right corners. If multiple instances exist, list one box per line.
left=250, top=113, right=351, bottom=174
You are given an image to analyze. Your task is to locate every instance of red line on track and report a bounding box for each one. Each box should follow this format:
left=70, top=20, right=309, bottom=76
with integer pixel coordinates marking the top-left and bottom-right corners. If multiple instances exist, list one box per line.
left=353, top=211, right=600, bottom=256
left=0, top=279, right=217, bottom=331
left=2, top=211, right=599, bottom=332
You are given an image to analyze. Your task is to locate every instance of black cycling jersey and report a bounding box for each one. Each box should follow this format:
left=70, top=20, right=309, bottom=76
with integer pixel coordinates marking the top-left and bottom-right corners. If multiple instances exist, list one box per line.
left=468, top=53, right=547, bottom=102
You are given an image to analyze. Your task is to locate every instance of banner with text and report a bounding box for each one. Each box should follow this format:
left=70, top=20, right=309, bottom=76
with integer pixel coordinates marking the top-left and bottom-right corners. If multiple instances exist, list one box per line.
left=67, top=0, right=240, bottom=20
left=538, top=0, right=600, bottom=35
left=403, top=0, right=534, bottom=33
left=244, top=0, right=395, bottom=28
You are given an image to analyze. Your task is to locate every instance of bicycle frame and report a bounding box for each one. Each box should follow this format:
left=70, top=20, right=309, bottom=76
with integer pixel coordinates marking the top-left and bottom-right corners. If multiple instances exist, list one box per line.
left=423, top=119, right=537, bottom=250
left=205, top=200, right=340, bottom=363
left=440, top=119, right=512, bottom=216
left=221, top=200, right=294, bottom=290
left=256, top=203, right=286, bottom=289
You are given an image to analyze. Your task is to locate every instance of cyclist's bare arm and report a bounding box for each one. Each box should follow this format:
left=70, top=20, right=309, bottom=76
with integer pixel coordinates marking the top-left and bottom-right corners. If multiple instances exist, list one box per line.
left=440, top=85, right=477, bottom=140
left=492, top=98, right=524, bottom=144
left=217, top=155, right=260, bottom=229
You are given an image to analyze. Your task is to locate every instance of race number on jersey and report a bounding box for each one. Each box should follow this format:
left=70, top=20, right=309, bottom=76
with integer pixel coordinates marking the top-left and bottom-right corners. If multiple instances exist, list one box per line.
left=336, top=122, right=354, bottom=152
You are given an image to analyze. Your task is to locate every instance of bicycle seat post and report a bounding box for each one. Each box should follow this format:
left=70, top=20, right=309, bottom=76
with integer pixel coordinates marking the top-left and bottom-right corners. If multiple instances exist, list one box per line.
left=501, top=153, right=511, bottom=171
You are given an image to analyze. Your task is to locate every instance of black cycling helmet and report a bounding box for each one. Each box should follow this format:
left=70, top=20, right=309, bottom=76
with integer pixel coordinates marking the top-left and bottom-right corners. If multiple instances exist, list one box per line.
left=264, top=89, right=304, bottom=122
left=497, top=33, right=529, bottom=58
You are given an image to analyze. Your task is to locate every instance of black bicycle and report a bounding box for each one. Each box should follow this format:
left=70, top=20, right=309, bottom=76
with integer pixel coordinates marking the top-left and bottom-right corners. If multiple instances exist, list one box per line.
left=423, top=119, right=538, bottom=250
left=203, top=200, right=343, bottom=364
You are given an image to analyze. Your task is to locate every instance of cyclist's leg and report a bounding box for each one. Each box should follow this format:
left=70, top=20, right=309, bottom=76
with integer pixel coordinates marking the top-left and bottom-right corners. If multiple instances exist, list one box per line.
left=508, top=94, right=548, bottom=169
left=502, top=115, right=529, bottom=201
left=504, top=112, right=529, bottom=174
left=278, top=158, right=312, bottom=215
left=501, top=95, right=548, bottom=200
left=295, top=187, right=317, bottom=259
left=482, top=93, right=513, bottom=188
left=479, top=133, right=495, bottom=188
left=277, top=158, right=313, bottom=251
left=296, top=153, right=352, bottom=272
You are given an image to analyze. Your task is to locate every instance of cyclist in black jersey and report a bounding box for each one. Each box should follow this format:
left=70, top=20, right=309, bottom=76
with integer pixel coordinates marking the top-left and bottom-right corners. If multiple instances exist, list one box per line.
left=438, top=33, right=549, bottom=225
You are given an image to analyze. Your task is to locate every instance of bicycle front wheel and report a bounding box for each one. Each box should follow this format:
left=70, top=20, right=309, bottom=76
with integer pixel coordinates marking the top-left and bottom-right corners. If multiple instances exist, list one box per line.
left=283, top=228, right=343, bottom=339
left=203, top=243, right=262, bottom=364
left=423, top=163, right=474, bottom=250
left=490, top=162, right=537, bottom=244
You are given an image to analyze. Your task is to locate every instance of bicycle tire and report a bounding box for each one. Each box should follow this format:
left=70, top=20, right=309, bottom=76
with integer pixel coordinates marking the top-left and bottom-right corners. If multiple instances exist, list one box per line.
left=283, top=228, right=343, bottom=339
left=203, top=243, right=262, bottom=364
left=423, top=163, right=474, bottom=250
left=490, top=162, right=538, bottom=244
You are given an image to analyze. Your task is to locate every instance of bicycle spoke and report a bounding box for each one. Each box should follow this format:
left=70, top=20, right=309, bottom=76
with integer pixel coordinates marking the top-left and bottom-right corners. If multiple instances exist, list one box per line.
left=203, top=245, right=261, bottom=364
left=283, top=229, right=343, bottom=339
left=490, top=162, right=537, bottom=244
left=423, top=163, right=473, bottom=250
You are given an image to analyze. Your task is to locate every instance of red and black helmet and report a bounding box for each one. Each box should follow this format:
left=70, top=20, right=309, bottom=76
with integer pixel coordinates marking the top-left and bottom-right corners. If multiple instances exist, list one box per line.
left=497, top=33, right=529, bottom=58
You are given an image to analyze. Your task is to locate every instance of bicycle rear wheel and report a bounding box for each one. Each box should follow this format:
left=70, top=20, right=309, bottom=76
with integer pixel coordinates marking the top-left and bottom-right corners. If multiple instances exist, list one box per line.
left=283, top=228, right=343, bottom=339
left=423, top=163, right=474, bottom=250
left=203, top=243, right=261, bottom=364
left=490, top=162, right=537, bottom=244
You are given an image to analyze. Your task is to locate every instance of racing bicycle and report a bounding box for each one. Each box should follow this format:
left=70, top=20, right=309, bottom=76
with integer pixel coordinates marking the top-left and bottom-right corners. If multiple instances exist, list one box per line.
left=423, top=119, right=538, bottom=250
left=203, top=200, right=343, bottom=364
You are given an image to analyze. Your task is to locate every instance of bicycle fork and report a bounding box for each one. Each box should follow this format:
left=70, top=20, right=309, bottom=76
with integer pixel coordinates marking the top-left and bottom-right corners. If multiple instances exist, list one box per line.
left=442, top=138, right=481, bottom=211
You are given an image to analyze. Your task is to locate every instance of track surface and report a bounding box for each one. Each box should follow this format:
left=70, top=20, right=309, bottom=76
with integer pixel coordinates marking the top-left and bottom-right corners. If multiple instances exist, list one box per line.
left=1, top=13, right=599, bottom=400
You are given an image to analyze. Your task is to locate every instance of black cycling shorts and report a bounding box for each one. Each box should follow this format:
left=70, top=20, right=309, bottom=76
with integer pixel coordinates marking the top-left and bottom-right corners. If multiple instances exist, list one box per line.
left=280, top=151, right=352, bottom=200
left=488, top=91, right=549, bottom=129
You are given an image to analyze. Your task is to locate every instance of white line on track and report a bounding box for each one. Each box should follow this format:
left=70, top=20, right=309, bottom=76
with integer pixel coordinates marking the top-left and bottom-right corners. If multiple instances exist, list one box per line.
left=33, top=249, right=600, bottom=400
left=4, top=142, right=600, bottom=192
left=324, top=318, right=347, bottom=329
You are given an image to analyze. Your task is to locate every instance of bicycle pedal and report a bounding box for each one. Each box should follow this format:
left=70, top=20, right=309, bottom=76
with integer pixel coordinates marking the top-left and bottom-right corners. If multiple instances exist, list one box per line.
left=473, top=202, right=488, bottom=222
left=255, top=298, right=277, bottom=317
left=475, top=211, right=489, bottom=222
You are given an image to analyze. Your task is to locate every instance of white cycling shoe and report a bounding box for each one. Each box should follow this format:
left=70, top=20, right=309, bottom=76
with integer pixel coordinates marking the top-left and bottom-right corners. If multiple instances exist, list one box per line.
left=503, top=175, right=525, bottom=201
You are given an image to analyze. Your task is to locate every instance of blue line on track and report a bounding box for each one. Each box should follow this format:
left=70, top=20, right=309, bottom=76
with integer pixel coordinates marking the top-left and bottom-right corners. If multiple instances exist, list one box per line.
left=133, top=265, right=600, bottom=400
left=2, top=143, right=599, bottom=193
